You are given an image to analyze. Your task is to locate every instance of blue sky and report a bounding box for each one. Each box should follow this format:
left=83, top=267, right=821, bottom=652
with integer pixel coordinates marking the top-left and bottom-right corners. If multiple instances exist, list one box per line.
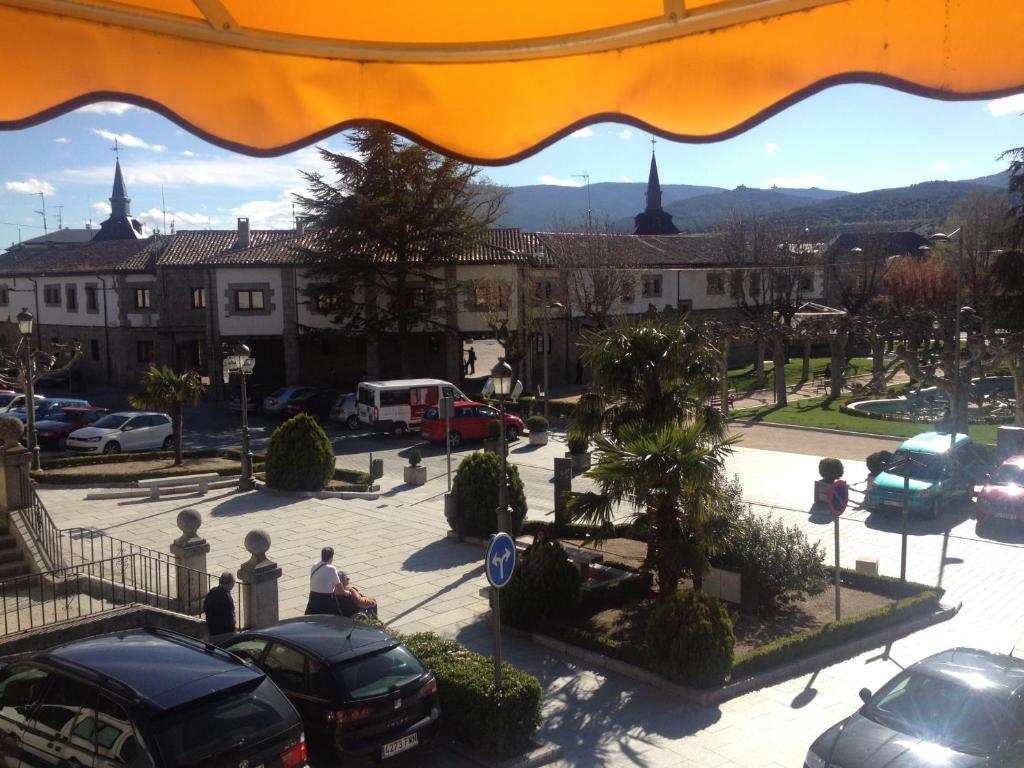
left=1, top=83, right=1022, bottom=248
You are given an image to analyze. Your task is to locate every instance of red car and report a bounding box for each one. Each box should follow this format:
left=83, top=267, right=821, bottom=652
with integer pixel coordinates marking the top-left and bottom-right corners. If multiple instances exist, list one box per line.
left=975, top=454, right=1024, bottom=524
left=35, top=406, right=110, bottom=450
left=420, top=400, right=524, bottom=448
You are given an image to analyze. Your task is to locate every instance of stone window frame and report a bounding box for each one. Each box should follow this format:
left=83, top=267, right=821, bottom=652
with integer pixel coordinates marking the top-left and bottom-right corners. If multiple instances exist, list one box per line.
left=65, top=284, right=79, bottom=313
left=191, top=287, right=207, bottom=309
left=43, top=284, right=62, bottom=307
left=84, top=283, right=99, bottom=314
left=641, top=274, right=663, bottom=299
left=133, top=287, right=153, bottom=310
left=224, top=282, right=276, bottom=317
left=706, top=272, right=726, bottom=296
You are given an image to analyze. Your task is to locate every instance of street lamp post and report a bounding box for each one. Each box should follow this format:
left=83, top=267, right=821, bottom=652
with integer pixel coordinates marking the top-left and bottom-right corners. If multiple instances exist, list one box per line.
left=929, top=229, right=964, bottom=451
left=541, top=299, right=564, bottom=422
left=227, top=343, right=255, bottom=491
left=488, top=357, right=514, bottom=696
left=17, top=309, right=40, bottom=471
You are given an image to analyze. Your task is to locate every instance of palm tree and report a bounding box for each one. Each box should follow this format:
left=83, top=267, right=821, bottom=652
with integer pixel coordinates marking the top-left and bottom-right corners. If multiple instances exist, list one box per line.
left=568, top=421, right=737, bottom=597
left=128, top=366, right=207, bottom=466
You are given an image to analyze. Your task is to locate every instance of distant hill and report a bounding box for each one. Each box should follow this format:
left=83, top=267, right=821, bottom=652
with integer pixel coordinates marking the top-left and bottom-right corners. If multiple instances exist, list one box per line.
left=968, top=170, right=1010, bottom=188
left=645, top=186, right=849, bottom=232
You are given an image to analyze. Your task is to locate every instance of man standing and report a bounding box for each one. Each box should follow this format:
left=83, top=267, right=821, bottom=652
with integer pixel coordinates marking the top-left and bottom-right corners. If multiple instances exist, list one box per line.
left=203, top=572, right=236, bottom=637
left=305, top=546, right=347, bottom=615
left=466, top=345, right=477, bottom=375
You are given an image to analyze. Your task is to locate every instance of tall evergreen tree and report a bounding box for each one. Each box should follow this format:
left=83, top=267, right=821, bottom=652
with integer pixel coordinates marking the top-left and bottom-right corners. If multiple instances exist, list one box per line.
left=296, top=128, right=507, bottom=375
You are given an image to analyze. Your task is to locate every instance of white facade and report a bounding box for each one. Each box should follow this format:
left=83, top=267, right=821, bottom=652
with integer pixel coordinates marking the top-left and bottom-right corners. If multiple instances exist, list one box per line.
left=0, top=275, right=120, bottom=328
left=215, top=267, right=284, bottom=336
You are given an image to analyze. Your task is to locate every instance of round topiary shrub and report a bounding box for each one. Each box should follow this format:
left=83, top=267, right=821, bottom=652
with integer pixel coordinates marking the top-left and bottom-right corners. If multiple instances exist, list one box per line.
left=818, top=457, right=844, bottom=482
left=265, top=413, right=335, bottom=492
left=409, top=448, right=422, bottom=466
left=645, top=590, right=735, bottom=687
left=500, top=540, right=581, bottom=629
left=487, top=419, right=502, bottom=440
left=567, top=431, right=588, bottom=455
left=866, top=450, right=893, bottom=476
left=451, top=451, right=527, bottom=537
left=526, top=415, right=548, bottom=433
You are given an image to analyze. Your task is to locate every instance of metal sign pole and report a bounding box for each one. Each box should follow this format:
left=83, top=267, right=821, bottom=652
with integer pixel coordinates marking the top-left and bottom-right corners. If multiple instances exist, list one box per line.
left=834, top=517, right=841, bottom=620
left=901, top=470, right=910, bottom=582
left=491, top=587, right=502, bottom=691
left=444, top=397, right=452, bottom=493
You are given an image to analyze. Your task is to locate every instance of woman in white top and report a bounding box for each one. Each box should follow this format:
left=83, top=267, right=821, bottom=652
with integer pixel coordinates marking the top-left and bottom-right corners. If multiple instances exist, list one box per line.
left=304, top=546, right=347, bottom=615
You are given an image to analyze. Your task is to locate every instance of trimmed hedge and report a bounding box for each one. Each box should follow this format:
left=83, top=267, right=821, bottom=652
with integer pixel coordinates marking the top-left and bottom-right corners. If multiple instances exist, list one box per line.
left=335, top=467, right=371, bottom=485
left=732, top=589, right=942, bottom=679
left=40, top=449, right=217, bottom=470
left=32, top=461, right=264, bottom=486
left=451, top=451, right=527, bottom=537
left=646, top=591, right=735, bottom=687
left=818, top=457, right=844, bottom=482
left=500, top=541, right=581, bottom=629
left=265, top=413, right=335, bottom=492
left=403, top=632, right=543, bottom=757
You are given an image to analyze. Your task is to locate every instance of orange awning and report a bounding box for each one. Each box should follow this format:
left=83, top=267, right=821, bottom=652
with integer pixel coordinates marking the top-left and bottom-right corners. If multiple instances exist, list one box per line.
left=1, top=0, right=1022, bottom=162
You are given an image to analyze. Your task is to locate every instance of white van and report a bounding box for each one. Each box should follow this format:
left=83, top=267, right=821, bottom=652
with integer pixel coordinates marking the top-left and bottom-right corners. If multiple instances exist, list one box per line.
left=357, top=379, right=465, bottom=436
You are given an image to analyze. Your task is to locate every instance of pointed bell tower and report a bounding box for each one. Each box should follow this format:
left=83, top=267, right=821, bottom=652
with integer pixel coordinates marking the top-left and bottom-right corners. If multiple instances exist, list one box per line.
left=93, top=158, right=143, bottom=241
left=634, top=141, right=679, bottom=235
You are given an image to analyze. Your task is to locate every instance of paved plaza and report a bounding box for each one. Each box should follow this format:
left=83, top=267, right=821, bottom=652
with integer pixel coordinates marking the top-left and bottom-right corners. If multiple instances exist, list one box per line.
left=34, top=423, right=1024, bottom=767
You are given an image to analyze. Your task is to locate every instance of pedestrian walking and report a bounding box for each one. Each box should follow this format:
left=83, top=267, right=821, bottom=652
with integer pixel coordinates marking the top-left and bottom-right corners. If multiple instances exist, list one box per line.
left=203, top=571, right=236, bottom=637
left=467, top=345, right=477, bottom=375
left=304, top=546, right=347, bottom=615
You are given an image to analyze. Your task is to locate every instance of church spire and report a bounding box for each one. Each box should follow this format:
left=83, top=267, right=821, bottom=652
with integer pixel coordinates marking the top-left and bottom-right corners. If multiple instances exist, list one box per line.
left=110, top=159, right=131, bottom=218
left=645, top=149, right=663, bottom=212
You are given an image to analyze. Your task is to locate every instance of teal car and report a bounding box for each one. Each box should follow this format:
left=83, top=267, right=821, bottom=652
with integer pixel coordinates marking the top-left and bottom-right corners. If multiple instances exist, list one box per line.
left=863, top=431, right=975, bottom=518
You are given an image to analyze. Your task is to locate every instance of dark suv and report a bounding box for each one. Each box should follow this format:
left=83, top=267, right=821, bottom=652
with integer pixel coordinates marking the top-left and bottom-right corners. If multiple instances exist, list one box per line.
left=220, top=616, right=441, bottom=764
left=0, top=627, right=309, bottom=768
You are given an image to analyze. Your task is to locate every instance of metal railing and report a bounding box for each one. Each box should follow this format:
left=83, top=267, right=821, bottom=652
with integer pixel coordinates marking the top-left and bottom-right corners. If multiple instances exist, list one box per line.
left=20, top=478, right=63, bottom=569
left=0, top=552, right=247, bottom=637
left=61, top=527, right=174, bottom=570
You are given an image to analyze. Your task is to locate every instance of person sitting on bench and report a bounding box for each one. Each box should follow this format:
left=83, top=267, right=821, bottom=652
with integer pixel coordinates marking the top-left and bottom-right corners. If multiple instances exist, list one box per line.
left=336, top=571, right=378, bottom=619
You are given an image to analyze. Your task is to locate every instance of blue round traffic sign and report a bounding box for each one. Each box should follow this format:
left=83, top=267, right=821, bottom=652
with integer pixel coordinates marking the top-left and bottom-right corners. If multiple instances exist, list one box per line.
left=486, top=532, right=517, bottom=588
left=828, top=480, right=849, bottom=517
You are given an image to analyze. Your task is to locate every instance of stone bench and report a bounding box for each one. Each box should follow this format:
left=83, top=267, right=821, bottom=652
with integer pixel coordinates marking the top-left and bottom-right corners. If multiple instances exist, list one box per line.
left=136, top=473, right=221, bottom=499
left=561, top=545, right=604, bottom=578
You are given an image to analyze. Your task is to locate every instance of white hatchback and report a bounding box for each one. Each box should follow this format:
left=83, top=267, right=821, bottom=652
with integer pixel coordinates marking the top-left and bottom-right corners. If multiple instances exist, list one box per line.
left=66, top=411, right=174, bottom=454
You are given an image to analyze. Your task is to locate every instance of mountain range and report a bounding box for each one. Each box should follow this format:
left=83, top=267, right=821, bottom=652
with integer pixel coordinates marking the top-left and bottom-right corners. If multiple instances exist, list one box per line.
left=494, top=171, right=1010, bottom=234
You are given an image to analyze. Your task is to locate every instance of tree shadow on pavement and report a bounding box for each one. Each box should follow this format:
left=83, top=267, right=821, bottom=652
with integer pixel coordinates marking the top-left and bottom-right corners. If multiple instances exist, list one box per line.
left=386, top=563, right=484, bottom=627
left=974, top=519, right=1024, bottom=544
left=402, top=538, right=483, bottom=572
left=451, top=620, right=722, bottom=766
left=863, top=509, right=967, bottom=536
left=208, top=491, right=308, bottom=517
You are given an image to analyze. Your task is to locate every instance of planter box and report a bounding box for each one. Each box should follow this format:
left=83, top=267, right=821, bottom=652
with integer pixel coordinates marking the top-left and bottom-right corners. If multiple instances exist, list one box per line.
left=529, top=431, right=549, bottom=446
left=567, top=452, right=591, bottom=472
left=814, top=479, right=833, bottom=504
left=403, top=465, right=427, bottom=485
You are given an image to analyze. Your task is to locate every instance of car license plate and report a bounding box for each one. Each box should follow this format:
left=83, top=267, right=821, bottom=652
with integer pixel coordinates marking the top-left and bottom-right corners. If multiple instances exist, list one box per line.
left=382, top=733, right=418, bottom=759
left=995, top=511, right=1018, bottom=521
left=882, top=499, right=902, bottom=508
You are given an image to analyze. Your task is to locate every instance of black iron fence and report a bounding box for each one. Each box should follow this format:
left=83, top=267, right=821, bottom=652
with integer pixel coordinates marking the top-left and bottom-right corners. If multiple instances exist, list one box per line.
left=0, top=552, right=247, bottom=637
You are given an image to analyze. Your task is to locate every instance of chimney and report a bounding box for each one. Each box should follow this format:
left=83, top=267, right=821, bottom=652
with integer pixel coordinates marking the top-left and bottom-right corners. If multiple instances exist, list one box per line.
left=295, top=217, right=305, bottom=236
left=237, top=217, right=250, bottom=249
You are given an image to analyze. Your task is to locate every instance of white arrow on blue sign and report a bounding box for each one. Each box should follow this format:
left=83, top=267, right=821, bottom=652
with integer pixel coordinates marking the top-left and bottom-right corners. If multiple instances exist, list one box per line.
left=486, top=532, right=517, bottom=588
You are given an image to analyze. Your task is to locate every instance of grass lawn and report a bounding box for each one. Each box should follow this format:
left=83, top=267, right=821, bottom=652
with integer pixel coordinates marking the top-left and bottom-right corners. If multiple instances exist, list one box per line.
left=732, top=394, right=999, bottom=445
left=728, top=357, right=874, bottom=393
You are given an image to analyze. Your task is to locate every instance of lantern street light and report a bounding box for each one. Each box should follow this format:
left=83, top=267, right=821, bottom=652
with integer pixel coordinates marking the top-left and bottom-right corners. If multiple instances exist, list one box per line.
left=490, top=357, right=513, bottom=534
left=227, top=342, right=255, bottom=490
left=928, top=229, right=964, bottom=451
left=16, top=309, right=40, bottom=471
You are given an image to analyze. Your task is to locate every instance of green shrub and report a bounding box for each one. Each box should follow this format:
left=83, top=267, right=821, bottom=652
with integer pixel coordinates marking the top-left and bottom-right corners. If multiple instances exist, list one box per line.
left=526, top=415, right=548, bottom=433
left=409, top=448, right=422, bottom=466
left=715, top=510, right=828, bottom=610
left=451, top=452, right=527, bottom=537
left=500, top=541, right=581, bottom=629
left=487, top=419, right=501, bottom=440
left=335, top=467, right=371, bottom=485
left=567, top=431, right=588, bottom=454
left=265, top=413, right=335, bottom=491
left=866, top=450, right=893, bottom=476
left=645, top=590, right=734, bottom=687
left=818, top=457, right=844, bottom=482
left=403, top=632, right=542, bottom=756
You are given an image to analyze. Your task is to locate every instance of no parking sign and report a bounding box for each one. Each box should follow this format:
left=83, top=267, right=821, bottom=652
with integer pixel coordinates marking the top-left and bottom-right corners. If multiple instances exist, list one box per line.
left=828, top=480, right=849, bottom=517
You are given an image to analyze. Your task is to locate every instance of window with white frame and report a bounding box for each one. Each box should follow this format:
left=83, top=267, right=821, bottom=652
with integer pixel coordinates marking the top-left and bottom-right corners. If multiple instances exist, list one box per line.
left=43, top=285, right=61, bottom=306
left=641, top=275, right=663, bottom=299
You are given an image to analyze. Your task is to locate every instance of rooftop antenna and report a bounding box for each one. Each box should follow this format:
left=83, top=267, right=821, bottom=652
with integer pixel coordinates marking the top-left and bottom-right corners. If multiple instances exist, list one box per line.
left=33, top=191, right=48, bottom=237
left=572, top=172, right=592, bottom=230
left=161, top=186, right=167, bottom=235
left=54, top=205, right=64, bottom=230
left=171, top=220, right=176, bottom=235
left=292, top=202, right=296, bottom=230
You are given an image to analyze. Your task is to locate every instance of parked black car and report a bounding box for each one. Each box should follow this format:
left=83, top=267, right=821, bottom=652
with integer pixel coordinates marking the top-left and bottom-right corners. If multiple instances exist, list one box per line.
left=220, top=615, right=441, bottom=764
left=0, top=627, right=309, bottom=768
left=805, top=647, right=1024, bottom=767
left=229, top=382, right=282, bottom=414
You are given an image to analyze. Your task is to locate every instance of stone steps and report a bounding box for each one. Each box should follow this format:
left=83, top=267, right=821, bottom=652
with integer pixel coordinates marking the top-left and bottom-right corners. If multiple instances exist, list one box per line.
left=0, top=522, right=29, bottom=580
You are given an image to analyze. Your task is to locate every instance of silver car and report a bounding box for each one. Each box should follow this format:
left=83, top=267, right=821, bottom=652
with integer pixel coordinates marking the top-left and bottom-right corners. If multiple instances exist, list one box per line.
left=330, top=393, right=359, bottom=429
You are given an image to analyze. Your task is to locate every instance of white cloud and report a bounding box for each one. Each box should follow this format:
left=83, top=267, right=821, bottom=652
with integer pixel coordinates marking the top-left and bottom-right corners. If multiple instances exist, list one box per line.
left=53, top=137, right=70, bottom=144
left=985, top=93, right=1024, bottom=117
left=761, top=171, right=825, bottom=188
left=91, top=129, right=166, bottom=153
left=619, top=176, right=632, bottom=182
left=958, top=160, right=974, bottom=169
left=4, top=178, right=56, bottom=195
left=180, top=150, right=195, bottom=157
left=570, top=127, right=595, bottom=139
left=617, top=129, right=633, bottom=140
left=536, top=175, right=583, bottom=187
left=933, top=161, right=951, bottom=173
left=92, top=201, right=111, bottom=215
left=136, top=207, right=218, bottom=231
left=76, top=102, right=135, bottom=116
left=764, top=142, right=780, bottom=155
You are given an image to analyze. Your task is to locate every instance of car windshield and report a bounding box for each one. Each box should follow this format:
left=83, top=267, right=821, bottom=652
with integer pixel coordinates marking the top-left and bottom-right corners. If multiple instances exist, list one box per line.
left=358, top=387, right=375, bottom=406
left=990, top=464, right=1024, bottom=486
left=46, top=410, right=76, bottom=423
left=92, top=415, right=130, bottom=429
left=861, top=669, right=1011, bottom=757
left=335, top=645, right=425, bottom=700
left=883, top=450, right=945, bottom=482
left=152, top=678, right=296, bottom=768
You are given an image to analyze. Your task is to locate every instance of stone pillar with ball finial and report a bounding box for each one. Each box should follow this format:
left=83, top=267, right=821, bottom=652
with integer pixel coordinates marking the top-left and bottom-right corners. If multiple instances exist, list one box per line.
left=169, top=508, right=210, bottom=614
left=0, top=416, right=31, bottom=513
left=237, top=529, right=281, bottom=629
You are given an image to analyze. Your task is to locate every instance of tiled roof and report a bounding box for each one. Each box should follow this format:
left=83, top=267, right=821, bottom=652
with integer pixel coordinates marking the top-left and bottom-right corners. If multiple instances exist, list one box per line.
left=0, top=237, right=163, bottom=275
left=157, top=229, right=297, bottom=267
